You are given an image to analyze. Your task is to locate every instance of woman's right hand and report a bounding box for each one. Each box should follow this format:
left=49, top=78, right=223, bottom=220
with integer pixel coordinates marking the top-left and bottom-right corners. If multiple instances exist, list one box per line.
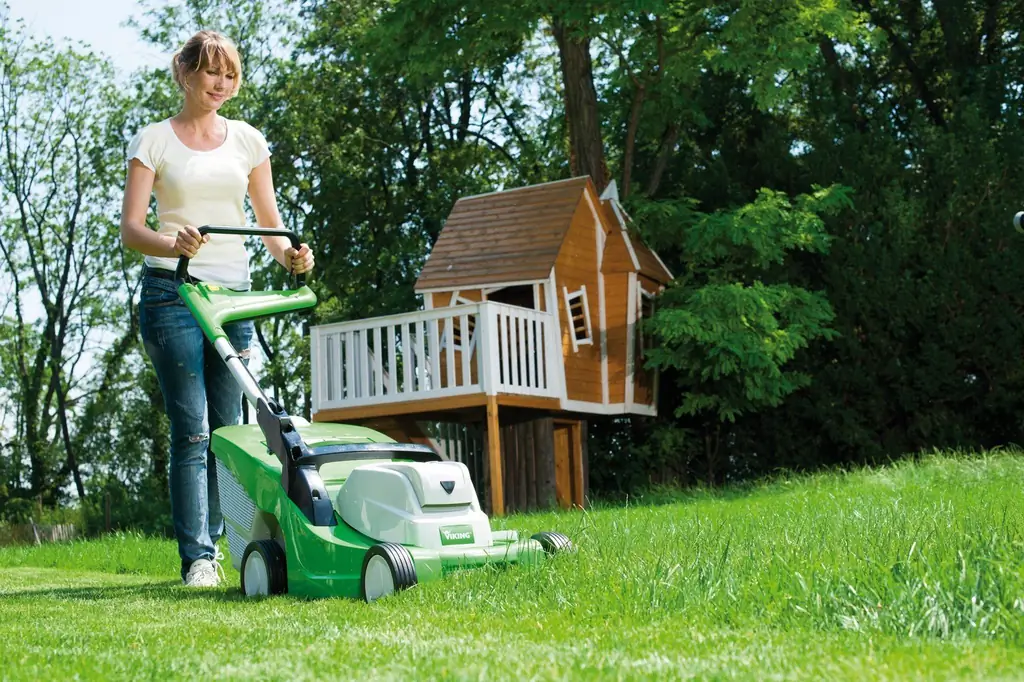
left=172, top=224, right=210, bottom=258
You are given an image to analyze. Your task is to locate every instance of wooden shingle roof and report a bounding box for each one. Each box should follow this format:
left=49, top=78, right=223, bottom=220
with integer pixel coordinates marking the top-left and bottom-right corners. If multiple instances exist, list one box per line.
left=414, top=177, right=592, bottom=292
left=633, top=239, right=673, bottom=284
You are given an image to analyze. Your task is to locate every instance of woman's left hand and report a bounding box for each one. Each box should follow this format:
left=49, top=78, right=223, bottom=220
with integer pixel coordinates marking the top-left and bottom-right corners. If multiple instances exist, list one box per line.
left=285, top=243, right=315, bottom=275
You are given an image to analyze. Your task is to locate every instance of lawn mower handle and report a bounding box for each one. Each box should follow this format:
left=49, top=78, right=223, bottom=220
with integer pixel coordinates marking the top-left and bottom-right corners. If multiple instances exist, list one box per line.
left=175, top=226, right=306, bottom=285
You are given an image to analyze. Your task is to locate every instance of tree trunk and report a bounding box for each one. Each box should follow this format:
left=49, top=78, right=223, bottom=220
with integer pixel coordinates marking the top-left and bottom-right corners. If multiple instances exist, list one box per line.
left=646, top=123, right=679, bottom=198
left=51, top=368, right=85, bottom=500
left=552, top=17, right=609, bottom=191
left=621, top=84, right=646, bottom=200
left=457, top=72, right=473, bottom=144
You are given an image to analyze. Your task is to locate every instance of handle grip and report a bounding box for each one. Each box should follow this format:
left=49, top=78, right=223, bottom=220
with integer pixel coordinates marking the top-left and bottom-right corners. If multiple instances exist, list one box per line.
left=175, top=225, right=306, bottom=285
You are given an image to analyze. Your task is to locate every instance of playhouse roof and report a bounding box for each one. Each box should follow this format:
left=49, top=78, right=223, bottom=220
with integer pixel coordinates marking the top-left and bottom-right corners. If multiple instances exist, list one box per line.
left=414, top=175, right=673, bottom=292
left=414, top=177, right=592, bottom=292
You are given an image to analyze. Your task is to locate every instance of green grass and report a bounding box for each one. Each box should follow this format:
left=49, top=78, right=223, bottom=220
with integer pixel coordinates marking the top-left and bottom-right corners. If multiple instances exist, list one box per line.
left=3, top=450, right=1024, bottom=680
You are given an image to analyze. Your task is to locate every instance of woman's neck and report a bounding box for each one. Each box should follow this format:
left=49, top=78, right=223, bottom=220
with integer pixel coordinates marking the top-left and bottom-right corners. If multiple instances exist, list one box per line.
left=174, top=101, right=221, bottom=133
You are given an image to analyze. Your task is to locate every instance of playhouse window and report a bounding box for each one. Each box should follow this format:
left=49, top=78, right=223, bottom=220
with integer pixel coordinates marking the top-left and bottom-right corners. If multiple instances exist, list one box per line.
left=637, top=284, right=656, bottom=353
left=562, top=286, right=593, bottom=353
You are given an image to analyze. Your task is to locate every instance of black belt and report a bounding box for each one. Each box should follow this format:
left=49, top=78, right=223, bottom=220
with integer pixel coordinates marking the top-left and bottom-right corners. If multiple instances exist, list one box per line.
left=143, top=266, right=199, bottom=284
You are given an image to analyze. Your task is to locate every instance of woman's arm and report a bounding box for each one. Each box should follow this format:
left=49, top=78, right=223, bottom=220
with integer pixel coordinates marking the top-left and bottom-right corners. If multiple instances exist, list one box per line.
left=249, top=158, right=314, bottom=274
left=120, top=159, right=176, bottom=257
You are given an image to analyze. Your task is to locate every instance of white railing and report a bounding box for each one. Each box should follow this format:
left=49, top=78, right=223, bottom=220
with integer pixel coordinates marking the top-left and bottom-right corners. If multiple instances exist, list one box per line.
left=310, top=302, right=563, bottom=413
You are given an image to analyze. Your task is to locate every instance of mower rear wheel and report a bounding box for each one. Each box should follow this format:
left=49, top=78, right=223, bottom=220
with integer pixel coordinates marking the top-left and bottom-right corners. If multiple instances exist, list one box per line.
left=361, top=542, right=417, bottom=603
left=531, top=531, right=574, bottom=555
left=241, top=539, right=287, bottom=597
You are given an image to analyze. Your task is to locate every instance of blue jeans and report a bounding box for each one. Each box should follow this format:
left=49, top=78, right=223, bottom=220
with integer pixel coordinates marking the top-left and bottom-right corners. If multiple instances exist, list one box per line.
left=139, top=269, right=254, bottom=579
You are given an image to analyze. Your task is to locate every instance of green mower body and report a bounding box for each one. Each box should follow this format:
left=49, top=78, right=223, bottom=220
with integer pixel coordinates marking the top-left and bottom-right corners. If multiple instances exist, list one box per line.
left=212, top=421, right=548, bottom=599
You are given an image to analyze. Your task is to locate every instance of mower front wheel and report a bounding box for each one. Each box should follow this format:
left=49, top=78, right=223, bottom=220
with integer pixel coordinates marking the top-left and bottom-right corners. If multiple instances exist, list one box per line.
left=240, top=539, right=287, bottom=597
left=361, top=542, right=417, bottom=603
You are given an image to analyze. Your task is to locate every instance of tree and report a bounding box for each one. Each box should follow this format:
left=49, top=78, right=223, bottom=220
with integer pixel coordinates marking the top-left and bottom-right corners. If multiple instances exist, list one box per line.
left=0, top=19, right=129, bottom=505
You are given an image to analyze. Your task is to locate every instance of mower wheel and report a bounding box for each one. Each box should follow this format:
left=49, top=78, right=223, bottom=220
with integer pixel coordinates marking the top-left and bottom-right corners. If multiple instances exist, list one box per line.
left=361, top=542, right=417, bottom=603
left=531, top=531, right=574, bottom=555
left=240, top=539, right=287, bottom=597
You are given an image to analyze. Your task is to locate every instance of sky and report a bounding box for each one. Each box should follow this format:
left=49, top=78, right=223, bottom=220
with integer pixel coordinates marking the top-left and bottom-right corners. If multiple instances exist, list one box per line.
left=5, top=0, right=168, bottom=75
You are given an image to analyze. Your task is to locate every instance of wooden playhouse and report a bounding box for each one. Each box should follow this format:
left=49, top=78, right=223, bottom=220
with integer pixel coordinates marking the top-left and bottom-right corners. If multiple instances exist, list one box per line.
left=309, top=176, right=672, bottom=514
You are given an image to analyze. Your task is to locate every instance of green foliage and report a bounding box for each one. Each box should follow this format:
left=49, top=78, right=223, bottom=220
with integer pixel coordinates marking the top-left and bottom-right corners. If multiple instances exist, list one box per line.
left=695, top=0, right=868, bottom=110
left=638, top=185, right=850, bottom=273
left=648, top=282, right=837, bottom=421
left=9, top=0, right=1024, bottom=520
left=631, top=185, right=848, bottom=425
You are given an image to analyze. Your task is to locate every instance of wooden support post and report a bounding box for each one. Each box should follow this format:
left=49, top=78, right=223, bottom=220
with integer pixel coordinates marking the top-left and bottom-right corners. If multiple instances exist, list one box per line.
left=571, top=420, right=585, bottom=508
left=486, top=396, right=504, bottom=515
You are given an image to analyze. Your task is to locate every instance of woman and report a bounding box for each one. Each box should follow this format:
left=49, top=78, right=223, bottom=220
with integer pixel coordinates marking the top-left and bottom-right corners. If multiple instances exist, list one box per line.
left=119, top=30, right=313, bottom=587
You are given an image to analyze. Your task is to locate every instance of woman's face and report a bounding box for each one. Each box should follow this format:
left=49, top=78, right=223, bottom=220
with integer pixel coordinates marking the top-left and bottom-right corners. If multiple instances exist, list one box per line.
left=186, top=58, right=236, bottom=111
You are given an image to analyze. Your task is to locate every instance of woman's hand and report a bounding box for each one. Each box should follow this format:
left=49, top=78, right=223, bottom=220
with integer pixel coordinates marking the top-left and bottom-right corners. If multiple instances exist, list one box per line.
left=173, top=225, right=210, bottom=258
left=284, top=243, right=315, bottom=274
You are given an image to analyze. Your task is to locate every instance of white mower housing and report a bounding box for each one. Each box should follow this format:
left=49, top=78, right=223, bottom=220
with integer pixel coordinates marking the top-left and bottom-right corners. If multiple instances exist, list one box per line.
left=337, top=460, right=498, bottom=550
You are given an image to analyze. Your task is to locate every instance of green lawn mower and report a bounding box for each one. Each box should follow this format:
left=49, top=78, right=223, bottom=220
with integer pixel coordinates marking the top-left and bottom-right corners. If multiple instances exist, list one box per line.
left=175, top=226, right=573, bottom=602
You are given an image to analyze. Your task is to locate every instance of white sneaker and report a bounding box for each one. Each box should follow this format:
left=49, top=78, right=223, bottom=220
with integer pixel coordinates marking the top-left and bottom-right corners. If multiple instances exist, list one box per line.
left=183, top=549, right=226, bottom=587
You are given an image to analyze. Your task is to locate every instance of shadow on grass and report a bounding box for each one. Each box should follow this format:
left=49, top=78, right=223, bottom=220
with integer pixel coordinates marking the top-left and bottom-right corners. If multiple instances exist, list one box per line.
left=0, top=581, right=268, bottom=604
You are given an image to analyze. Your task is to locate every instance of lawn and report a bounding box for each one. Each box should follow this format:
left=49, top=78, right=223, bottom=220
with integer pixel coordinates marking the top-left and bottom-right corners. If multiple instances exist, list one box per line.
left=2, top=450, right=1024, bottom=680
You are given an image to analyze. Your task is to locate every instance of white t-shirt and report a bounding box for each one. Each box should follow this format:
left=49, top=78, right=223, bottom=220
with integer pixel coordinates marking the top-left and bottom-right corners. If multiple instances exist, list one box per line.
left=127, top=117, right=271, bottom=289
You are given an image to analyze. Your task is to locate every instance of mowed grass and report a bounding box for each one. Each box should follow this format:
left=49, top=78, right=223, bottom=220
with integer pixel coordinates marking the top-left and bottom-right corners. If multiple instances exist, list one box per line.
left=2, top=450, right=1024, bottom=681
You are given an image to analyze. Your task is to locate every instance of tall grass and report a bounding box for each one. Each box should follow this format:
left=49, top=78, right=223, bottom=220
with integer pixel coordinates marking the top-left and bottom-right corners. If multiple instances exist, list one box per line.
left=430, top=449, right=1024, bottom=643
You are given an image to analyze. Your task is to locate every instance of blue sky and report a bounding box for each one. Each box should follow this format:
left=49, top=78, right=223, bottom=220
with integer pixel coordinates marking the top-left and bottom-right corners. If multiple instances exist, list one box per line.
left=6, top=0, right=167, bottom=74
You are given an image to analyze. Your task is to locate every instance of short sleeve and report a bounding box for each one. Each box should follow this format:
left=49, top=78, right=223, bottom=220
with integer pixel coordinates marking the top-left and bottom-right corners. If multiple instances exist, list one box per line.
left=246, top=124, right=271, bottom=171
left=127, top=127, right=157, bottom=172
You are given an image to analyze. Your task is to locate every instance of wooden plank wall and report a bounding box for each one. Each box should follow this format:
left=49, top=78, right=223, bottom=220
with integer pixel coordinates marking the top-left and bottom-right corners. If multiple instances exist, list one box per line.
left=553, top=195, right=604, bottom=404
left=500, top=415, right=557, bottom=513
left=429, top=289, right=484, bottom=308
left=603, top=272, right=629, bottom=404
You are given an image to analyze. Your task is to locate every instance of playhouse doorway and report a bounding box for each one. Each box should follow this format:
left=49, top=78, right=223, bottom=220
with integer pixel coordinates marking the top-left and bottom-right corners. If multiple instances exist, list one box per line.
left=486, top=284, right=536, bottom=310
left=553, top=419, right=584, bottom=509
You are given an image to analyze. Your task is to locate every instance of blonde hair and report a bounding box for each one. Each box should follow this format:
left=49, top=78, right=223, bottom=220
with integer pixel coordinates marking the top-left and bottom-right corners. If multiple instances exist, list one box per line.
left=171, top=30, right=243, bottom=97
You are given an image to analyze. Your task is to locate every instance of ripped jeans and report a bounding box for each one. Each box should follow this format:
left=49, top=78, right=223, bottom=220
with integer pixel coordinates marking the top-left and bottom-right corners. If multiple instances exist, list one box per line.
left=139, top=268, right=254, bottom=579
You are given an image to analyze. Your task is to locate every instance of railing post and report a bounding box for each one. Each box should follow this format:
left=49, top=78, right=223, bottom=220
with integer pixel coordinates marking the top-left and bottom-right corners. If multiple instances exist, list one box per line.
left=310, top=328, right=321, bottom=414
left=479, top=302, right=498, bottom=395
left=460, top=312, right=472, bottom=387
left=545, top=312, right=564, bottom=399
left=344, top=331, right=356, bottom=400
left=387, top=325, right=398, bottom=396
